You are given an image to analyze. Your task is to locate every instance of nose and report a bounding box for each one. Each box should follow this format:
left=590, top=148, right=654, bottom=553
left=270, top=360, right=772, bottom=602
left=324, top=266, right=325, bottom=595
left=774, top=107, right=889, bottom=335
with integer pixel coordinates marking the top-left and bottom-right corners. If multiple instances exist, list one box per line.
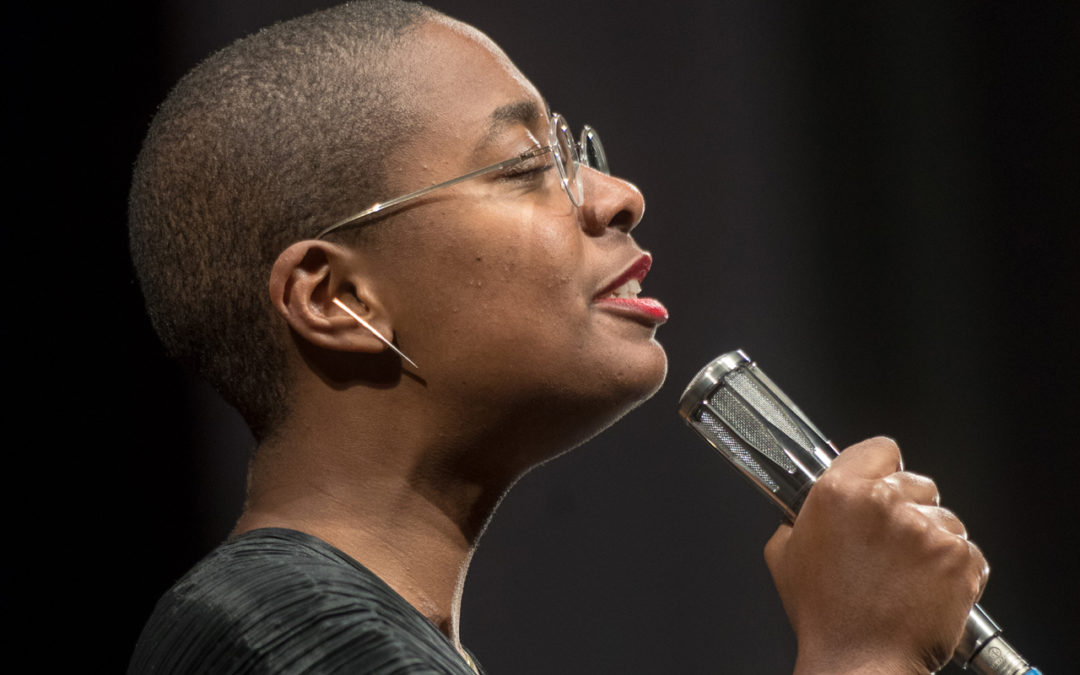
left=578, top=167, right=646, bottom=236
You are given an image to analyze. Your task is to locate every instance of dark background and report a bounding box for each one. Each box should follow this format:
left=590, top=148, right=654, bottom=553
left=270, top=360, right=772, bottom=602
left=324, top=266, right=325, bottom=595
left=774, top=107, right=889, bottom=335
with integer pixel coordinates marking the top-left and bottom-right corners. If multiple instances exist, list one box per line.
left=6, top=1, right=1077, bottom=672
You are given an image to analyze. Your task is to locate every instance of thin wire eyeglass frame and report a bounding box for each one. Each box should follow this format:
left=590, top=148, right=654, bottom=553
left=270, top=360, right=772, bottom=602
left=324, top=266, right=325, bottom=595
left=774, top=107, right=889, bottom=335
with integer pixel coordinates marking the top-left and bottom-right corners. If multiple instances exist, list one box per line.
left=313, top=112, right=609, bottom=239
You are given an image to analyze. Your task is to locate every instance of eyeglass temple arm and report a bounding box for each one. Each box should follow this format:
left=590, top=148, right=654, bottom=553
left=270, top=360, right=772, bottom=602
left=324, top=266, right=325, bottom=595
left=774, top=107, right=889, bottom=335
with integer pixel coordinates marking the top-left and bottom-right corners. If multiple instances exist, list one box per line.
left=314, top=146, right=554, bottom=239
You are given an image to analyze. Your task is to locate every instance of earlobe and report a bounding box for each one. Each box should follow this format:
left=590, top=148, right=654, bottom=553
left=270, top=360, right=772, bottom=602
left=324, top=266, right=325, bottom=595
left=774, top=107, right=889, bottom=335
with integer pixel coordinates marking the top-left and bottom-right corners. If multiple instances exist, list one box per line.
left=269, top=240, right=403, bottom=359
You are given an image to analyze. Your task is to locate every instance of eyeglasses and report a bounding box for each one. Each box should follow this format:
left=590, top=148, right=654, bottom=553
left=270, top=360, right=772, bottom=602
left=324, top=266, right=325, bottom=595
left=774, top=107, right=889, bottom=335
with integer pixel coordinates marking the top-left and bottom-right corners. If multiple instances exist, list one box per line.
left=314, top=112, right=609, bottom=239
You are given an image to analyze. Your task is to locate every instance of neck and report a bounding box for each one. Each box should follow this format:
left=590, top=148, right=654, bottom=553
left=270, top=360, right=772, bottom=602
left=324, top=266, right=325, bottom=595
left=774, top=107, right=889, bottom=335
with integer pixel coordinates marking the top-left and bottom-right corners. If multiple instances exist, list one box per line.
left=233, top=401, right=513, bottom=646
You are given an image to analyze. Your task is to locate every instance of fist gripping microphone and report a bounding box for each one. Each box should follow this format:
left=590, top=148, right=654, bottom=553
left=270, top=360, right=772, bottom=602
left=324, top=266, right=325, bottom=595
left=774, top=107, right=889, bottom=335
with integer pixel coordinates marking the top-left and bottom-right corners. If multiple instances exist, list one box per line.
left=677, top=350, right=1038, bottom=675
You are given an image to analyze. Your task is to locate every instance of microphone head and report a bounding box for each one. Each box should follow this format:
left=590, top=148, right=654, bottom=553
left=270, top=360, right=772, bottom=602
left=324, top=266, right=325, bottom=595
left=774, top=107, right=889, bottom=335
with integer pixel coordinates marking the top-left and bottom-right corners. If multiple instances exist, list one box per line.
left=678, top=350, right=838, bottom=519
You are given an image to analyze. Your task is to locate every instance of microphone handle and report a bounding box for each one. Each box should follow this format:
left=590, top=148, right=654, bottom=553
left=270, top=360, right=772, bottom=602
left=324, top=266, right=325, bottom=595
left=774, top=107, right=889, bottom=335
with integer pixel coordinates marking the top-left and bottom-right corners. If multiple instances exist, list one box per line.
left=960, top=606, right=1039, bottom=675
left=678, top=351, right=1040, bottom=675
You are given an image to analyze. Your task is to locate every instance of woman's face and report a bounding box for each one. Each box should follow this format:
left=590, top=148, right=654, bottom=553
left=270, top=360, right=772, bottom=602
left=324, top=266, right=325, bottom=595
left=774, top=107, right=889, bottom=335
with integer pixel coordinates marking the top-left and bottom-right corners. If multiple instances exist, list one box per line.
left=359, top=18, right=668, bottom=455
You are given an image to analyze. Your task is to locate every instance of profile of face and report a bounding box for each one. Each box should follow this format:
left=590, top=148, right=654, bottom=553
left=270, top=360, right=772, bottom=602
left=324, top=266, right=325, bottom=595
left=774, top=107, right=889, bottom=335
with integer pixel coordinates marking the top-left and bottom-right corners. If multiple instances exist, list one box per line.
left=305, top=17, right=668, bottom=460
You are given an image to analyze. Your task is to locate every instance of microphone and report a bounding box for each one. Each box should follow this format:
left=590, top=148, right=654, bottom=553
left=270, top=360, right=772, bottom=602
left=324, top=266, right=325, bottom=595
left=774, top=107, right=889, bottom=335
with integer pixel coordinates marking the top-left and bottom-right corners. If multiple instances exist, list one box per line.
left=677, top=350, right=1039, bottom=675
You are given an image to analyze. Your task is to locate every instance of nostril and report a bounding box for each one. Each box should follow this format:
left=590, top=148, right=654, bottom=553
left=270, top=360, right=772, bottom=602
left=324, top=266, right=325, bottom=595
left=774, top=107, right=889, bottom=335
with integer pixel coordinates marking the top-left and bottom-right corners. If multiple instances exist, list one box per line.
left=608, top=207, right=639, bottom=233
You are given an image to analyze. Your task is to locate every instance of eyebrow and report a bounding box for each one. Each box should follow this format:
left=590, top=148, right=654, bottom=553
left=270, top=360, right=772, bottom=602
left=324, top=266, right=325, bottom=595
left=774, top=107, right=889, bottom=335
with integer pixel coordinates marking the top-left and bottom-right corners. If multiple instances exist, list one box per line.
left=476, top=100, right=544, bottom=150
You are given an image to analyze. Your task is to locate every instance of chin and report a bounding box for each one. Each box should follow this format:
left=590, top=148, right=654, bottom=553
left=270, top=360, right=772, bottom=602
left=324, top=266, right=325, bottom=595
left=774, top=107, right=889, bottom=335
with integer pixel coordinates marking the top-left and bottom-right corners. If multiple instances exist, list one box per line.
left=569, top=339, right=669, bottom=444
left=616, top=337, right=669, bottom=402
left=467, top=340, right=669, bottom=475
left=541, top=371, right=667, bottom=469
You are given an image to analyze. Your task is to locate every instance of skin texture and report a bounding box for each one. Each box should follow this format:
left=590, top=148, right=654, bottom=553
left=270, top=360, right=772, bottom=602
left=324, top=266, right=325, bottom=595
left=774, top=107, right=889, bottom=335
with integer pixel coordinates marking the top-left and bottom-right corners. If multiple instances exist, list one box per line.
left=232, top=15, right=984, bottom=674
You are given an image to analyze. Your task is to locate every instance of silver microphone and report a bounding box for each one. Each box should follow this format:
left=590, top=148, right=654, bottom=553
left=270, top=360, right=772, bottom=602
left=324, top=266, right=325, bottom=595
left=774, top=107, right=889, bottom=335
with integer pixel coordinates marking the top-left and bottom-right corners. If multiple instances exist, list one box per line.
left=677, top=350, right=1039, bottom=675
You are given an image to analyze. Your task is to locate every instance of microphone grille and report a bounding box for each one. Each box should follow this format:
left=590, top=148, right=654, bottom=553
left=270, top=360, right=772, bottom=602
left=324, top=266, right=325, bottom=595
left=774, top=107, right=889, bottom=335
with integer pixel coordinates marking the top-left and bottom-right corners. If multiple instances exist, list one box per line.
left=695, top=404, right=781, bottom=492
left=709, top=373, right=805, bottom=471
left=679, top=350, right=836, bottom=517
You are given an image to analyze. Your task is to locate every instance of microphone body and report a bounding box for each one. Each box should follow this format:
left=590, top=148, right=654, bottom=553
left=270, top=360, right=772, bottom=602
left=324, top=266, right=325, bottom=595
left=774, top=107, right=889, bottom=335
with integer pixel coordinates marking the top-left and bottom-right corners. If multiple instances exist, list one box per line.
left=678, top=350, right=1038, bottom=675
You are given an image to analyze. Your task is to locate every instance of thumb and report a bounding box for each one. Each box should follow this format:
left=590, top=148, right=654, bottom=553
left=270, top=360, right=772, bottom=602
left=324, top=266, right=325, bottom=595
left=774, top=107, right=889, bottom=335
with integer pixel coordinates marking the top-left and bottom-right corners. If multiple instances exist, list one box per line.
left=764, top=523, right=793, bottom=575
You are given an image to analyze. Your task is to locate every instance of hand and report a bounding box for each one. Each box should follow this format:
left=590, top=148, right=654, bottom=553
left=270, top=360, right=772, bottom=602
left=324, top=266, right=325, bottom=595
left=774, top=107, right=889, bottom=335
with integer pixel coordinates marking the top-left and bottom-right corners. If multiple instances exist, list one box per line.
left=763, top=437, right=989, bottom=674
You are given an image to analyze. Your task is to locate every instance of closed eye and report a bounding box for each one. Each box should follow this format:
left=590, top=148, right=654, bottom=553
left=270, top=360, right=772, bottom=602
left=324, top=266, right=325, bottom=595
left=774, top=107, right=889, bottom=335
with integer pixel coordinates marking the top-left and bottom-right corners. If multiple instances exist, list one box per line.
left=498, top=151, right=555, bottom=183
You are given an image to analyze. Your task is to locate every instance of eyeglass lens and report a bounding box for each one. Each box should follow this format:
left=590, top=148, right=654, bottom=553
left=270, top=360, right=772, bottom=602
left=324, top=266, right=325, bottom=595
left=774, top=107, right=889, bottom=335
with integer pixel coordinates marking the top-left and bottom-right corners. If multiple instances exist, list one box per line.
left=551, top=113, right=611, bottom=208
left=551, top=114, right=582, bottom=206
left=580, top=126, right=608, bottom=176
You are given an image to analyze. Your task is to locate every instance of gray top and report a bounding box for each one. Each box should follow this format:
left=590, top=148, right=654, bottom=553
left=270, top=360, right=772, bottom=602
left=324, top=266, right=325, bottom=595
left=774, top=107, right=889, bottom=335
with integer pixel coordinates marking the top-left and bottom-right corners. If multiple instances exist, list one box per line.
left=129, top=528, right=482, bottom=674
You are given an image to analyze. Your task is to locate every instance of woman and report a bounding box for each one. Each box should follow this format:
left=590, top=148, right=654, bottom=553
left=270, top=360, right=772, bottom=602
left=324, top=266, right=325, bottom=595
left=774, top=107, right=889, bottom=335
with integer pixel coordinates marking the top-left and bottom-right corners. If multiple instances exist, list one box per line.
left=128, top=2, right=986, bottom=672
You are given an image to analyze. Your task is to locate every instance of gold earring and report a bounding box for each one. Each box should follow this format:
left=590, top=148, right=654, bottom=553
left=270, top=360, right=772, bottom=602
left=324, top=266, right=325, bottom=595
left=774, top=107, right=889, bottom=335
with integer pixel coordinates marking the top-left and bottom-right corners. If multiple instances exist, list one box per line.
left=332, top=297, right=419, bottom=369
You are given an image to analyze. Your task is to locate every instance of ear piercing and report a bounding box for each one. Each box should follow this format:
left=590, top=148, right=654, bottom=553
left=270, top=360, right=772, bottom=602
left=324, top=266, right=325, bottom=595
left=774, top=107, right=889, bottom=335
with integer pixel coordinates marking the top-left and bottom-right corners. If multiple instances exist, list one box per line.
left=331, top=297, right=419, bottom=370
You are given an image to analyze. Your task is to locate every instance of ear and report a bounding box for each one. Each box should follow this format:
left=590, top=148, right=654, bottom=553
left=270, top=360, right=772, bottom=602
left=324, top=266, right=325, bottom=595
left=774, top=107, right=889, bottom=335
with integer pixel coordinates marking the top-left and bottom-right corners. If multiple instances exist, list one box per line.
left=269, top=240, right=396, bottom=355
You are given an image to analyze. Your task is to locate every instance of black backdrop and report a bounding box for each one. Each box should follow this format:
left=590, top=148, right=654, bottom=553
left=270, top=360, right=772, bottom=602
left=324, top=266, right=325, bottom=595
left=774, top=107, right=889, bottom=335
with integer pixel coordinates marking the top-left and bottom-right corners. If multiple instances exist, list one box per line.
left=7, top=1, right=1077, bottom=672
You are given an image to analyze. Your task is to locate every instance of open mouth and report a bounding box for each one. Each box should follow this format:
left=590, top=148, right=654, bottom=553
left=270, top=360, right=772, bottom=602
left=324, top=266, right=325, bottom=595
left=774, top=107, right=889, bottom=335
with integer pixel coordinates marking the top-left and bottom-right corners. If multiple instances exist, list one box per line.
left=594, top=253, right=669, bottom=324
left=601, top=277, right=643, bottom=300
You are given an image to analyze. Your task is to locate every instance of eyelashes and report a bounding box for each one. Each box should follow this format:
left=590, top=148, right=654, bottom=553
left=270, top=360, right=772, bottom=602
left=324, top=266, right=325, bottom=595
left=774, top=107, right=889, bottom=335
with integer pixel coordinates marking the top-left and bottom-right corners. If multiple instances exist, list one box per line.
left=498, top=155, right=555, bottom=183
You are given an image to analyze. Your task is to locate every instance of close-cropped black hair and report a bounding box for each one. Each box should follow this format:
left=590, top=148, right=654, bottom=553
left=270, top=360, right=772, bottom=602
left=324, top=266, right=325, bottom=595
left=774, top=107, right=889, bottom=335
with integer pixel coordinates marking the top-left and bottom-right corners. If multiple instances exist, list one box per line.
left=129, top=0, right=434, bottom=440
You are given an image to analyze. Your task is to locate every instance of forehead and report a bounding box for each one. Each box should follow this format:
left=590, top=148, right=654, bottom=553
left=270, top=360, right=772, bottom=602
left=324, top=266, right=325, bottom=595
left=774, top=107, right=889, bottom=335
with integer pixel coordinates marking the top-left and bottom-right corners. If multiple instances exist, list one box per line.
left=396, top=18, right=547, bottom=157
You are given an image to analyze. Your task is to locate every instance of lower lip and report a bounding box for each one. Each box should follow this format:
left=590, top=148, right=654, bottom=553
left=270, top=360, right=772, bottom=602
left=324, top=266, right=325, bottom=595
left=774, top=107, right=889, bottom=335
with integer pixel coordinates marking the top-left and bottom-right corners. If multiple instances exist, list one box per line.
left=594, top=297, right=669, bottom=324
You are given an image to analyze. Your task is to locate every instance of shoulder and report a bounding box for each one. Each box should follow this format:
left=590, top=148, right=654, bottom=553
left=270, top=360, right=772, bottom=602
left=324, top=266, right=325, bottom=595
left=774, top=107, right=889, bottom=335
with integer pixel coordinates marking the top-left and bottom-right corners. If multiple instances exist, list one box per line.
left=129, top=529, right=471, bottom=675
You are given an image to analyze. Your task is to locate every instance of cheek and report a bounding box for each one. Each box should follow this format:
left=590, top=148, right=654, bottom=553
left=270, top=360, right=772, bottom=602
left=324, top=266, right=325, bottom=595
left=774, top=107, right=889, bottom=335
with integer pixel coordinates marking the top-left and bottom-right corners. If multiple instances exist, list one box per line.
left=489, top=227, right=583, bottom=309
left=440, top=208, right=584, bottom=306
left=385, top=209, right=589, bottom=353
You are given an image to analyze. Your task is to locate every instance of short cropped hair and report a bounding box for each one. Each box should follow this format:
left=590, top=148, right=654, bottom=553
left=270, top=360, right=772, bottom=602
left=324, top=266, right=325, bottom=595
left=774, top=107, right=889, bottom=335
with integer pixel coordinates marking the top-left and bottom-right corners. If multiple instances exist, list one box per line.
left=130, top=1, right=433, bottom=440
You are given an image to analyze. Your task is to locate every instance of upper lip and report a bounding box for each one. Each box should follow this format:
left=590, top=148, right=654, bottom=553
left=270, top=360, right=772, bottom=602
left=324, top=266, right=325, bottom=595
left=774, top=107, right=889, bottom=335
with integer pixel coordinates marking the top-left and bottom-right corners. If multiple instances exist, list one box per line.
left=594, top=252, right=653, bottom=299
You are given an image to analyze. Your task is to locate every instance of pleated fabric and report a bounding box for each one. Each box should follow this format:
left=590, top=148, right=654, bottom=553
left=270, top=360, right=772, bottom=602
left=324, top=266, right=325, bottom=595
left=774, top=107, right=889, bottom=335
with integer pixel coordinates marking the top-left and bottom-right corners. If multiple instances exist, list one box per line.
left=129, top=528, right=483, bottom=674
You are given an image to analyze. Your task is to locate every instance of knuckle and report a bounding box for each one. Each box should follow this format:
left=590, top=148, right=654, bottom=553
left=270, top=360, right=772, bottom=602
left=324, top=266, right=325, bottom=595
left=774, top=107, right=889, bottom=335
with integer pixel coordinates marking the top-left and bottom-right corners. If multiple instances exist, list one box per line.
left=939, top=508, right=968, bottom=538
left=848, top=435, right=899, bottom=457
left=962, top=545, right=987, bottom=598
left=936, top=532, right=980, bottom=578
left=911, top=472, right=938, bottom=493
left=810, top=470, right=846, bottom=504
left=865, top=435, right=904, bottom=470
left=904, top=472, right=941, bottom=505
left=968, top=540, right=990, bottom=575
left=900, top=503, right=934, bottom=540
left=870, top=476, right=901, bottom=502
left=944, top=532, right=971, bottom=561
left=871, top=435, right=901, bottom=453
left=868, top=478, right=902, bottom=515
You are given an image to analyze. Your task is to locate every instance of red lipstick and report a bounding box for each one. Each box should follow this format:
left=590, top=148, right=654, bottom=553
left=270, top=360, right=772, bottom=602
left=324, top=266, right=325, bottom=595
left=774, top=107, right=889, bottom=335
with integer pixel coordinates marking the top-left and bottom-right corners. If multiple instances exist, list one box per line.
left=594, top=253, right=669, bottom=324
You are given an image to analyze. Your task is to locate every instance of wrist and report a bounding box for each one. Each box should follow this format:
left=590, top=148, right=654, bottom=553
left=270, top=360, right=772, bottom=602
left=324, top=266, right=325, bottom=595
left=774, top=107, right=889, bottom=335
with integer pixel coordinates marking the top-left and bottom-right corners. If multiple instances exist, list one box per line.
left=793, top=644, right=929, bottom=675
